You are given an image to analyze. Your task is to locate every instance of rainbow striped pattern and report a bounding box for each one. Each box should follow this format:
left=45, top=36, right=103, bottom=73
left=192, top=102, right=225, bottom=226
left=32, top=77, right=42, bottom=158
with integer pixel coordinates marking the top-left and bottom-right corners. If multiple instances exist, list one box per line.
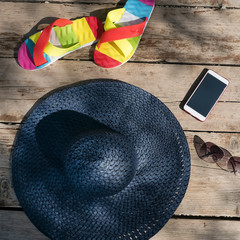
left=18, top=17, right=103, bottom=70
left=94, top=0, right=155, bottom=68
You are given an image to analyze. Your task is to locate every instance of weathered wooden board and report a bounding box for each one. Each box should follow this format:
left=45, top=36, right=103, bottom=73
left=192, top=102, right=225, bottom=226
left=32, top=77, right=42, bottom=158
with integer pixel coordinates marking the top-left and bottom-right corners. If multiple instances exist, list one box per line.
left=0, top=210, right=49, bottom=240
left=1, top=3, right=240, bottom=64
left=160, top=0, right=240, bottom=7
left=1, top=59, right=240, bottom=102
left=151, top=217, right=240, bottom=240
left=1, top=210, right=240, bottom=240
left=1, top=59, right=239, bottom=132
left=0, top=0, right=239, bottom=8
left=1, top=128, right=240, bottom=218
left=1, top=95, right=238, bottom=131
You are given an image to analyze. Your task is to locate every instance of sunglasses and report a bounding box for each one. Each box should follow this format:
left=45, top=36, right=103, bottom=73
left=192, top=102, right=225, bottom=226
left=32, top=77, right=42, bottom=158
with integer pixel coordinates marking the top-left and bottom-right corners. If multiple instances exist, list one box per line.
left=193, top=135, right=240, bottom=175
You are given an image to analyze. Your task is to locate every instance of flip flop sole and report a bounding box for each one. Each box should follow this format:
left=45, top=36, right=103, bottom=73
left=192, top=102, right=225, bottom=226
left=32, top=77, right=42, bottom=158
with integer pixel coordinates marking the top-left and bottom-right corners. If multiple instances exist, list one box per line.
left=18, top=17, right=103, bottom=70
left=94, top=0, right=155, bottom=68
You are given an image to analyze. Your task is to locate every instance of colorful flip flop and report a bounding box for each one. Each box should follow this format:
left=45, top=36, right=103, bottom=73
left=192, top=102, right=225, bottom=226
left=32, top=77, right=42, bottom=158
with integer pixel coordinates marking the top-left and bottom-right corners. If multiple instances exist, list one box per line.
left=18, top=17, right=104, bottom=70
left=94, top=0, right=155, bottom=68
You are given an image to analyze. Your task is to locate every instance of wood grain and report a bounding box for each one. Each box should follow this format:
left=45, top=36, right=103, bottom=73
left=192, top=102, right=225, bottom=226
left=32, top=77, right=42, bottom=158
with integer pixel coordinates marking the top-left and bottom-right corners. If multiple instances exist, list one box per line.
left=160, top=0, right=240, bottom=7
left=2, top=98, right=238, bottom=131
left=1, top=59, right=240, bottom=102
left=1, top=210, right=240, bottom=240
left=0, top=0, right=239, bottom=8
left=151, top=217, right=240, bottom=240
left=1, top=3, right=240, bottom=64
left=0, top=210, right=49, bottom=240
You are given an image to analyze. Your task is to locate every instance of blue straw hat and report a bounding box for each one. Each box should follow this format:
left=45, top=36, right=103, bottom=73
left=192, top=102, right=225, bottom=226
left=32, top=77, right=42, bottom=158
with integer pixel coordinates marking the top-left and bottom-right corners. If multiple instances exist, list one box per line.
left=12, top=80, right=190, bottom=240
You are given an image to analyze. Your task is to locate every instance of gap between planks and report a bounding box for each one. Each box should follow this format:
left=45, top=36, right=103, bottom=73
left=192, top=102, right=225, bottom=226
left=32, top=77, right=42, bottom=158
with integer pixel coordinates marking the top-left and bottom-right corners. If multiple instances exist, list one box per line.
left=0, top=0, right=239, bottom=9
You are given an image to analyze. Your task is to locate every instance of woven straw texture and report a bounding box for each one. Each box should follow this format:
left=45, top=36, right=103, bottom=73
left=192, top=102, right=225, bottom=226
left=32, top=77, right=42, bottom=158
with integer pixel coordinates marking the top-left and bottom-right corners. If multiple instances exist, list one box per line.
left=12, top=80, right=191, bottom=240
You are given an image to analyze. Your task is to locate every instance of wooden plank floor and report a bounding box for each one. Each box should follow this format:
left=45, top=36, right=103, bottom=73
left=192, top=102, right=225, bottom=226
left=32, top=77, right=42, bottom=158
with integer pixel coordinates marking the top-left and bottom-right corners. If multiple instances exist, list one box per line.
left=1, top=0, right=240, bottom=239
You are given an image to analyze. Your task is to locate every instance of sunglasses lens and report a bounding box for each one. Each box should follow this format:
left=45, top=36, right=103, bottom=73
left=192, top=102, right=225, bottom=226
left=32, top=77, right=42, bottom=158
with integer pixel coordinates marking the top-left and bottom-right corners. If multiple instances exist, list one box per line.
left=194, top=135, right=205, bottom=156
left=194, top=137, right=222, bottom=163
left=193, top=135, right=225, bottom=163
left=197, top=143, right=207, bottom=157
left=215, top=149, right=230, bottom=170
left=194, top=136, right=210, bottom=159
left=210, top=145, right=224, bottom=162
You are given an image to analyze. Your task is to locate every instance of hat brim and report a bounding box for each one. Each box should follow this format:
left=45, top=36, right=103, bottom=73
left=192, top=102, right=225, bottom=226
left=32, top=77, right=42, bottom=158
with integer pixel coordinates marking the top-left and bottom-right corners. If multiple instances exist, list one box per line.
left=12, top=80, right=190, bottom=240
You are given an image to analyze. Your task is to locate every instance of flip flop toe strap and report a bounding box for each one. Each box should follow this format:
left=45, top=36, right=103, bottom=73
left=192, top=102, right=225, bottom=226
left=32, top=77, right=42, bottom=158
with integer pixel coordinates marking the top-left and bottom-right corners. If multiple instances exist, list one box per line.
left=98, top=9, right=147, bottom=57
left=33, top=18, right=77, bottom=67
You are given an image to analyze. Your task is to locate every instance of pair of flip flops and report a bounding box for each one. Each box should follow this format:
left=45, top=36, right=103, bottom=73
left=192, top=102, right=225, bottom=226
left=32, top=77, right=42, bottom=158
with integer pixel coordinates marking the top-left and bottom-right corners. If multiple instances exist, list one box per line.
left=18, top=0, right=155, bottom=70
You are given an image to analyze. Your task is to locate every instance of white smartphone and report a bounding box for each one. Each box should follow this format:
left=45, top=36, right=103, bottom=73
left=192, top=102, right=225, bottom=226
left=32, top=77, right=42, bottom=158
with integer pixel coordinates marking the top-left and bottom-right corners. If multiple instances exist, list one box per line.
left=183, top=70, right=229, bottom=121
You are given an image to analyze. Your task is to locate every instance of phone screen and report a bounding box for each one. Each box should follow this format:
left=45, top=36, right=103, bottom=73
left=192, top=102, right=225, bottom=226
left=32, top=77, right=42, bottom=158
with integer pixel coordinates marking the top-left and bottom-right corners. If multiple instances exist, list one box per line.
left=187, top=73, right=227, bottom=117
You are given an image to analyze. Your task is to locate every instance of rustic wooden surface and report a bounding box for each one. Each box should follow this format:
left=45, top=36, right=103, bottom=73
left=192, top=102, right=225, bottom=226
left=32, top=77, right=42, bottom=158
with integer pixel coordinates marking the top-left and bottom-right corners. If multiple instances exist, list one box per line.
left=1, top=0, right=240, bottom=239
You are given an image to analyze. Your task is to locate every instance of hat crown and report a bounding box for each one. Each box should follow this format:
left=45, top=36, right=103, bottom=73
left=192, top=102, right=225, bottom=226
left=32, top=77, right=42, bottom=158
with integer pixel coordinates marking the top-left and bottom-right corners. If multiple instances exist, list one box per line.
left=36, top=110, right=137, bottom=199
left=64, top=131, right=137, bottom=198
